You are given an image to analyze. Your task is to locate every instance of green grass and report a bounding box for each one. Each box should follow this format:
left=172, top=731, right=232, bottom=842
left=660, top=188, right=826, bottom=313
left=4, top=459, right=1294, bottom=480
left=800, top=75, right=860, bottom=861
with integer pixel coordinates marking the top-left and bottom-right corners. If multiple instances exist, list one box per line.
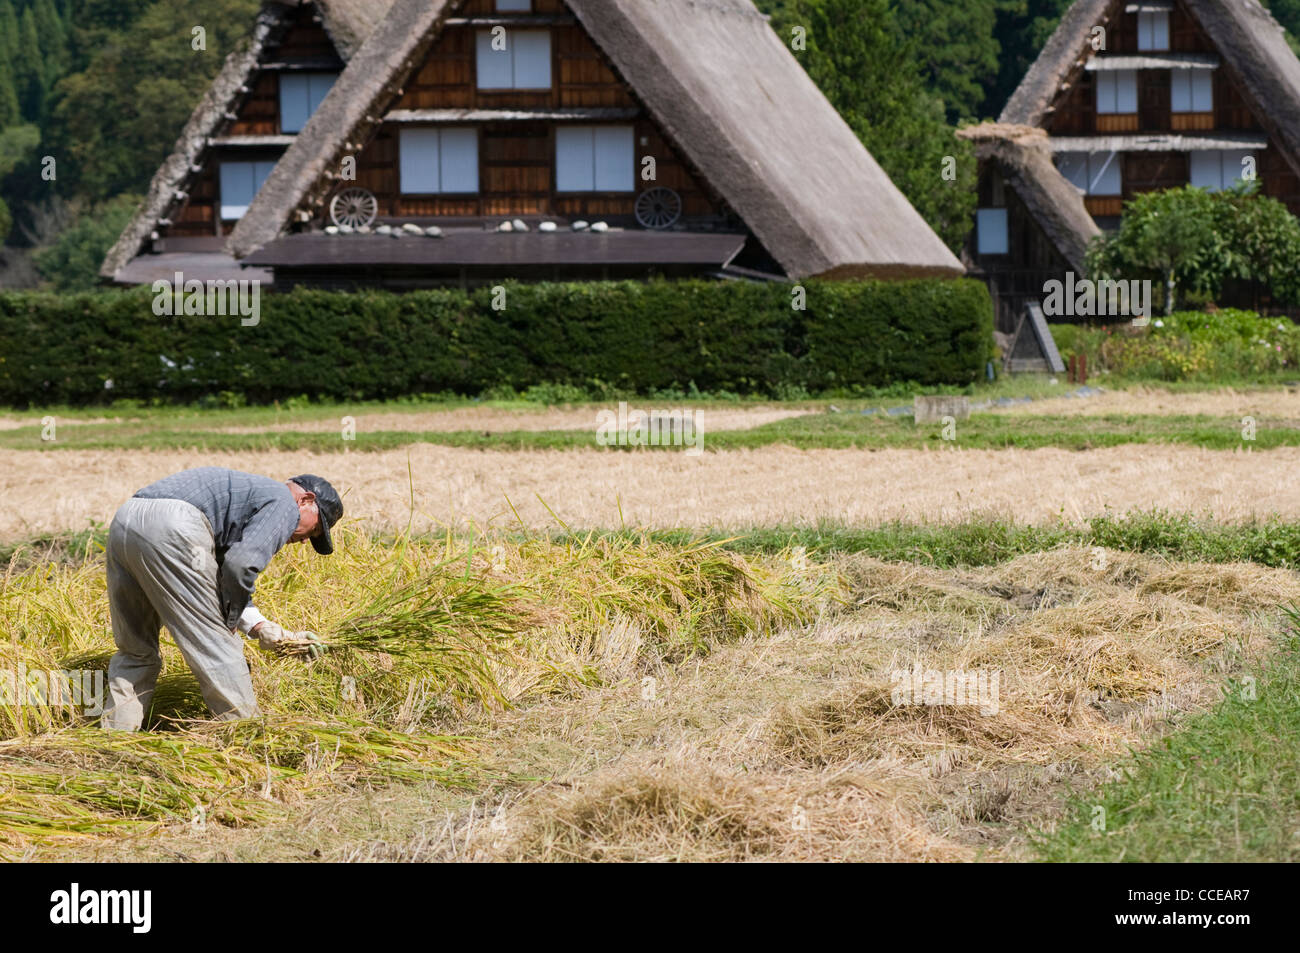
left=1033, top=628, right=1300, bottom=862
left=3, top=410, right=1299, bottom=453
left=9, top=512, right=1300, bottom=572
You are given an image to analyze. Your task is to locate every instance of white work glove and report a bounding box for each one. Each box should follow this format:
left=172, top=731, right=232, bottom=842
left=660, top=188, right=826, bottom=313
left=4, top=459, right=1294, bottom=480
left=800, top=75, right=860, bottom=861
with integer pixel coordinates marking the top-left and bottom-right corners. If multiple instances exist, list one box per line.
left=253, top=622, right=325, bottom=660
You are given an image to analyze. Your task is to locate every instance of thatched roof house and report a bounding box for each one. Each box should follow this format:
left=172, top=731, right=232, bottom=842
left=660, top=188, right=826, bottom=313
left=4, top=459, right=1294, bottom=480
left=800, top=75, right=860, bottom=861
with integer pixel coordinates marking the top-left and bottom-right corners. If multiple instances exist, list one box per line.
left=958, top=124, right=1100, bottom=274
left=227, top=0, right=962, bottom=285
left=100, top=0, right=394, bottom=284
left=969, top=0, right=1300, bottom=330
left=1002, top=0, right=1300, bottom=182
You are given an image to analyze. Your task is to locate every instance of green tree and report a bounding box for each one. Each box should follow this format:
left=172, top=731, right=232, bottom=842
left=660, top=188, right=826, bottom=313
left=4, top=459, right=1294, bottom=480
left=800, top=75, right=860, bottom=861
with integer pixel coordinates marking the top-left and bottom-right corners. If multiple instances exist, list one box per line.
left=985, top=0, right=1072, bottom=118
left=771, top=0, right=976, bottom=250
left=1086, top=186, right=1300, bottom=314
left=34, top=0, right=69, bottom=86
left=13, top=7, right=46, bottom=122
left=894, top=0, right=1002, bottom=122
left=0, top=0, right=18, bottom=63
left=31, top=192, right=139, bottom=290
left=0, top=122, right=39, bottom=241
left=50, top=0, right=258, bottom=201
left=0, top=47, right=20, bottom=128
left=1215, top=185, right=1300, bottom=306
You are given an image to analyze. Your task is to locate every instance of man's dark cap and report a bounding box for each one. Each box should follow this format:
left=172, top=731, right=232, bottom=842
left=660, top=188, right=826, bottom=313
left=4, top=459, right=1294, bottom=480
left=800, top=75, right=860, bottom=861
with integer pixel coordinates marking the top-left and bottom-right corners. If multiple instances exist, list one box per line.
left=290, top=474, right=343, bottom=555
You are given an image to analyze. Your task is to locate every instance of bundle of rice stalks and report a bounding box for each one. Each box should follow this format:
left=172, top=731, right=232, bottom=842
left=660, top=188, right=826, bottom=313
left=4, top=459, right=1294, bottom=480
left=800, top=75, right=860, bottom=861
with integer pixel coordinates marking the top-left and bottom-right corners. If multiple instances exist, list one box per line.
left=323, top=569, right=524, bottom=708
left=500, top=533, right=824, bottom=667
left=0, top=716, right=480, bottom=853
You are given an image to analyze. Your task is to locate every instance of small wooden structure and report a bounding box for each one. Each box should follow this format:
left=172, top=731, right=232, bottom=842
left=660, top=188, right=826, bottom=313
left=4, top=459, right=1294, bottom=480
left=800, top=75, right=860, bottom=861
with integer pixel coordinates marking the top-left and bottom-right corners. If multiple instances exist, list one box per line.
left=1006, top=303, right=1067, bottom=375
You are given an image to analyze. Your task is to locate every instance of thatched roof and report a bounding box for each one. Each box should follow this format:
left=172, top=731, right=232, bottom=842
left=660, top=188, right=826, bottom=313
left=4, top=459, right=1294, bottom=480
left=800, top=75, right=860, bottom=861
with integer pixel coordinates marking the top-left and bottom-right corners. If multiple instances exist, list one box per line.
left=1001, top=0, right=1300, bottom=178
left=316, top=0, right=394, bottom=60
left=958, top=123, right=1101, bottom=272
left=229, top=0, right=963, bottom=279
left=100, top=1, right=393, bottom=281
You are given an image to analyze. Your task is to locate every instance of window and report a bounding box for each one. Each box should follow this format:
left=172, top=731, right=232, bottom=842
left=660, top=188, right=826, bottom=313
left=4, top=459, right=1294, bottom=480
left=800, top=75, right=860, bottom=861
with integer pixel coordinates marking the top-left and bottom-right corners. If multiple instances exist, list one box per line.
left=279, top=72, right=337, bottom=133
left=555, top=126, right=634, bottom=192
left=400, top=127, right=479, bottom=193
left=496, top=0, right=531, bottom=10
left=977, top=209, right=1009, bottom=255
left=1171, top=70, right=1213, bottom=112
left=1096, top=70, right=1138, bottom=114
left=1137, top=11, right=1170, bottom=51
left=219, top=160, right=276, bottom=219
left=1190, top=150, right=1253, bottom=191
left=1057, top=152, right=1122, bottom=196
left=476, top=30, right=551, bottom=89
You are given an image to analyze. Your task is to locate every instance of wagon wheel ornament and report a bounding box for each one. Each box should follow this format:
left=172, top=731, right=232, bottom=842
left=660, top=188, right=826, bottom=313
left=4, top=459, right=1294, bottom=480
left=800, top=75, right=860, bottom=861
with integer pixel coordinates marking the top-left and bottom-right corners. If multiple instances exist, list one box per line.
left=635, top=187, right=682, bottom=230
left=329, top=187, right=378, bottom=228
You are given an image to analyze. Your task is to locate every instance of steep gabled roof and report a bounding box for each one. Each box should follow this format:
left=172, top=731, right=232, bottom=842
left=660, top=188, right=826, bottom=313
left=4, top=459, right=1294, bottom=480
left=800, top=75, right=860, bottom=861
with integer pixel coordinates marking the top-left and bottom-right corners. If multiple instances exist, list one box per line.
left=958, top=123, right=1100, bottom=272
left=315, top=0, right=393, bottom=60
left=229, top=0, right=963, bottom=279
left=100, top=0, right=394, bottom=281
left=1000, top=0, right=1300, bottom=178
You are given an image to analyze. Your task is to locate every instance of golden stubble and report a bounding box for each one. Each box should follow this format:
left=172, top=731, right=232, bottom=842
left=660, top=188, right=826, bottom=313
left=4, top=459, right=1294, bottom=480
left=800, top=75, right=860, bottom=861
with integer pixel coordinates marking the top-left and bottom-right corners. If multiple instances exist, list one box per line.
left=3, top=443, right=1300, bottom=542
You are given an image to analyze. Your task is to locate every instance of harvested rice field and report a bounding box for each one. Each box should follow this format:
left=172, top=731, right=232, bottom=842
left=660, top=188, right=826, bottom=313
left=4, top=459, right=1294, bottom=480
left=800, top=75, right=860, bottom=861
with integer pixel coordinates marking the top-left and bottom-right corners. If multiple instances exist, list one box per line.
left=3, top=392, right=1300, bottom=864
left=2, top=444, right=1299, bottom=542
left=7, top=540, right=1295, bottom=862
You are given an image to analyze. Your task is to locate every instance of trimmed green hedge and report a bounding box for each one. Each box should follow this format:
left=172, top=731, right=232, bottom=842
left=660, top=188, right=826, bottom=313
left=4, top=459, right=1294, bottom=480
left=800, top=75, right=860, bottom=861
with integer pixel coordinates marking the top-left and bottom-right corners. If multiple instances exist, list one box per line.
left=0, top=279, right=992, bottom=406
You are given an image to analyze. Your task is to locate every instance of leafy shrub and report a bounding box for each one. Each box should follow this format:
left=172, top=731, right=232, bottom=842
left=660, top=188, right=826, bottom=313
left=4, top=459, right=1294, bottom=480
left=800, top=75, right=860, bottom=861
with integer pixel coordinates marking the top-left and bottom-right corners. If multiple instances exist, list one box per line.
left=1052, top=309, right=1300, bottom=382
left=0, top=278, right=993, bottom=406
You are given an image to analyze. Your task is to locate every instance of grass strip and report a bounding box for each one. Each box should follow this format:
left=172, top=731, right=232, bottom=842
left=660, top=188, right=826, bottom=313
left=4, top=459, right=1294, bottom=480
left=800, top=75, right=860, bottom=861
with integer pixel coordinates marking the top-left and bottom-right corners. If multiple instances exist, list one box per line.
left=1032, top=624, right=1300, bottom=862
left=2, top=412, right=1299, bottom=453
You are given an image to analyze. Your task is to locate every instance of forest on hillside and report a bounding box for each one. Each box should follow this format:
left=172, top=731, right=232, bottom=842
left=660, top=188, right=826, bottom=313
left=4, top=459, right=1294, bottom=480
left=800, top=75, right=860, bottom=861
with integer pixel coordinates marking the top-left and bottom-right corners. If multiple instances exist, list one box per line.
left=0, top=0, right=1297, bottom=291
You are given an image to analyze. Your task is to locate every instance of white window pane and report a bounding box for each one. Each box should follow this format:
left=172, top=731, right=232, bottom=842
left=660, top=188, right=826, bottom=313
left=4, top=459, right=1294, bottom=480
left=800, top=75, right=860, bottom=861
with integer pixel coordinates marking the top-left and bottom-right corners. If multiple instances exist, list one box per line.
left=400, top=128, right=441, bottom=193
left=1190, top=151, right=1222, bottom=190
left=1115, top=70, right=1137, bottom=113
left=977, top=208, right=1008, bottom=255
left=220, top=162, right=256, bottom=219
left=1139, top=12, right=1169, bottom=51
left=1192, top=71, right=1213, bottom=111
left=1089, top=153, right=1121, bottom=195
left=1171, top=71, right=1190, bottom=112
left=512, top=32, right=551, bottom=89
left=1221, top=150, right=1253, bottom=188
left=555, top=126, right=594, bottom=191
left=279, top=74, right=313, bottom=133
left=1057, top=153, right=1090, bottom=191
left=497, top=0, right=530, bottom=9
left=1096, top=72, right=1115, bottom=114
left=308, top=73, right=336, bottom=115
left=476, top=30, right=513, bottom=89
left=439, top=127, right=479, bottom=193
left=254, top=161, right=276, bottom=187
left=592, top=126, right=634, bottom=192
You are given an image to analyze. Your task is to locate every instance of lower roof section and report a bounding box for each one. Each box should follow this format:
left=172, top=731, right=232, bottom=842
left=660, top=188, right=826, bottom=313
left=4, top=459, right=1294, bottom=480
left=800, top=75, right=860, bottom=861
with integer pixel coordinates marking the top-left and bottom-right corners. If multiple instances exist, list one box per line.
left=242, top=229, right=749, bottom=270
left=1049, top=133, right=1270, bottom=152
left=112, top=251, right=273, bottom=287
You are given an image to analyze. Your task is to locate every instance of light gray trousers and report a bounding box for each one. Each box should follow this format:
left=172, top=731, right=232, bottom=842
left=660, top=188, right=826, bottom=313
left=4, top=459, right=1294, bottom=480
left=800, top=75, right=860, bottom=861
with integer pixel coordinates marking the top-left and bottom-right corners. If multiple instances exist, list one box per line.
left=101, top=497, right=261, bottom=730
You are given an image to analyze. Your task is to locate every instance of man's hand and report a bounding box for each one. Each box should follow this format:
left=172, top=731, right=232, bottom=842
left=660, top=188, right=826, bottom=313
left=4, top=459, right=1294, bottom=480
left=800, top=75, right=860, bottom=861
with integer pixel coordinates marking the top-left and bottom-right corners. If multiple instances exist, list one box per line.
left=252, top=622, right=326, bottom=660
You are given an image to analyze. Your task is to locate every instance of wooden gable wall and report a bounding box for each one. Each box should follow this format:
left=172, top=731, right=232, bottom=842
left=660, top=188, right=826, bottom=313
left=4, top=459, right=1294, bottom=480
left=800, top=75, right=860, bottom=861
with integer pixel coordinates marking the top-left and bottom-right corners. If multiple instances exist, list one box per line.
left=341, top=0, right=723, bottom=223
left=166, top=5, right=341, bottom=239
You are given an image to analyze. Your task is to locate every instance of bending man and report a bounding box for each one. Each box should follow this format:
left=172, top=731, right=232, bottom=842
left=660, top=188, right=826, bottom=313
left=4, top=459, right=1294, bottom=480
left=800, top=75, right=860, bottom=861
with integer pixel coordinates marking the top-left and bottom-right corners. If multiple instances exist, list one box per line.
left=101, top=467, right=343, bottom=731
